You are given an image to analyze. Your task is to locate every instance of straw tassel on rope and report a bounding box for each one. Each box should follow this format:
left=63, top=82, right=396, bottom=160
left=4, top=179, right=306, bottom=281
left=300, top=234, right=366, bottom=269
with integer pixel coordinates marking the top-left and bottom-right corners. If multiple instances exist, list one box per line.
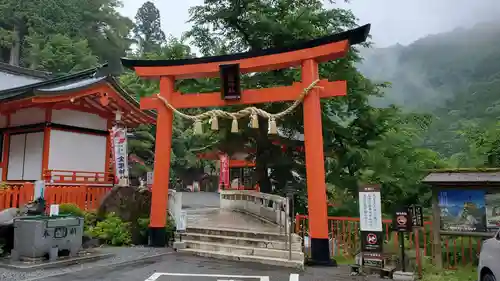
left=250, top=113, right=259, bottom=129
left=231, top=117, right=239, bottom=133
left=193, top=119, right=203, bottom=135
left=210, top=114, right=219, bottom=131
left=154, top=79, right=320, bottom=135
left=268, top=117, right=277, bottom=135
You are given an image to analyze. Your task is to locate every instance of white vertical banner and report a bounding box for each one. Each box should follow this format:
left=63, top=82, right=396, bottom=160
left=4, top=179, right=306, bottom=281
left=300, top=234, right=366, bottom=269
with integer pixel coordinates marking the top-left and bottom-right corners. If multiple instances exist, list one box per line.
left=358, top=185, right=383, bottom=232
left=112, top=126, right=129, bottom=186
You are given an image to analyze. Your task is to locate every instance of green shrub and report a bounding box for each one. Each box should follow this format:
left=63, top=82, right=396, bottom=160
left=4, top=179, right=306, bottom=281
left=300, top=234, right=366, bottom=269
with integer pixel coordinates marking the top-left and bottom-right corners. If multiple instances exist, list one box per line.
left=86, top=212, right=131, bottom=246
left=59, top=203, right=85, bottom=217
left=137, top=216, right=177, bottom=243
left=421, top=257, right=476, bottom=281
left=83, top=211, right=98, bottom=232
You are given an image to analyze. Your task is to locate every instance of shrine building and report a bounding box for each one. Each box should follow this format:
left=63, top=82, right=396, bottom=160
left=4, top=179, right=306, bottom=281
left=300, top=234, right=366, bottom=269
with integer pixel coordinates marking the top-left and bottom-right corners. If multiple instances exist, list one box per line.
left=0, top=63, right=155, bottom=185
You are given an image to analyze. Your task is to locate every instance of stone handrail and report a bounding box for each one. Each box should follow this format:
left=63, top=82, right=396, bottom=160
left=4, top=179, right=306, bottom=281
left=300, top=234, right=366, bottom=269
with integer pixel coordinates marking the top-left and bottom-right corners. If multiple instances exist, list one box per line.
left=219, top=190, right=289, bottom=229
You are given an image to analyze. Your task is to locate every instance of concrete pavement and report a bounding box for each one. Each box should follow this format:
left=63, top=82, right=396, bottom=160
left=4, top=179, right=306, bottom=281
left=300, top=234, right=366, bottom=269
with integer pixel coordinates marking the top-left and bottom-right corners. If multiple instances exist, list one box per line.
left=37, top=253, right=382, bottom=281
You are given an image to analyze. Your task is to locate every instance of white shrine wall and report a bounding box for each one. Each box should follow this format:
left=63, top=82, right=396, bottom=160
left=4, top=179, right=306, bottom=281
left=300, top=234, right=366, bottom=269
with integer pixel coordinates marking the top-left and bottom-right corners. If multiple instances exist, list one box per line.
left=48, top=129, right=107, bottom=173
left=3, top=107, right=110, bottom=181
left=51, top=109, right=107, bottom=131
left=10, top=107, right=45, bottom=126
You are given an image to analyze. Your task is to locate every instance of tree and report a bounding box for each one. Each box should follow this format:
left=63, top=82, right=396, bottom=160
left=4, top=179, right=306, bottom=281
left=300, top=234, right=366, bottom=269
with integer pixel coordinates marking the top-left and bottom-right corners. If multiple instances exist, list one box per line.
left=120, top=37, right=215, bottom=184
left=133, top=1, right=166, bottom=54
left=186, top=0, right=395, bottom=201
left=128, top=124, right=155, bottom=179
left=25, top=33, right=99, bottom=74
left=0, top=0, right=134, bottom=73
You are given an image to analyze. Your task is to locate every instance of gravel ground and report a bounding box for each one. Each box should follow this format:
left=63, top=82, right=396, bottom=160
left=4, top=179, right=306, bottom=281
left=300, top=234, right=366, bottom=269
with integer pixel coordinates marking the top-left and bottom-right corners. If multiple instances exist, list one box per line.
left=0, top=246, right=173, bottom=281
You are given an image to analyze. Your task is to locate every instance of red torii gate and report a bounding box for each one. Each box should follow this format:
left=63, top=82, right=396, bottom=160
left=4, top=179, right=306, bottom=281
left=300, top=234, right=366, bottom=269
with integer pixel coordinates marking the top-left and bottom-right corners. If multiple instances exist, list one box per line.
left=121, top=24, right=370, bottom=265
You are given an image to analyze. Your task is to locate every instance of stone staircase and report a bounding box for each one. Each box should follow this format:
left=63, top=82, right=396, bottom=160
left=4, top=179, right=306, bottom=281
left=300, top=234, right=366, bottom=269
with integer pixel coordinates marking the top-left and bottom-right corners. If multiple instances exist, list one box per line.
left=178, top=226, right=305, bottom=269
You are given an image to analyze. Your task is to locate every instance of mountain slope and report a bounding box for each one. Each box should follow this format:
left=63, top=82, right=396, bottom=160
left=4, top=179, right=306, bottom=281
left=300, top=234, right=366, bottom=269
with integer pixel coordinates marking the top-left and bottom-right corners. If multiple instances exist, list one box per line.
left=359, top=21, right=500, bottom=155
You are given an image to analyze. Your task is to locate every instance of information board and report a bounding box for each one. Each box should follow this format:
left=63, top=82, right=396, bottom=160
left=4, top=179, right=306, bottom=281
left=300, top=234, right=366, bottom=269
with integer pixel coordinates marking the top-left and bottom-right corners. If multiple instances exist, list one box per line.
left=176, top=210, right=187, bottom=232
left=358, top=185, right=383, bottom=232
left=393, top=206, right=413, bottom=232
left=408, top=205, right=423, bottom=228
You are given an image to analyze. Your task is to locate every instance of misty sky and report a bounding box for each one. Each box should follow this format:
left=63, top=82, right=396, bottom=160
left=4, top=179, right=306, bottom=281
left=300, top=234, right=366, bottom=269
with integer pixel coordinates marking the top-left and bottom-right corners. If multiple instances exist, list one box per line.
left=119, top=0, right=500, bottom=47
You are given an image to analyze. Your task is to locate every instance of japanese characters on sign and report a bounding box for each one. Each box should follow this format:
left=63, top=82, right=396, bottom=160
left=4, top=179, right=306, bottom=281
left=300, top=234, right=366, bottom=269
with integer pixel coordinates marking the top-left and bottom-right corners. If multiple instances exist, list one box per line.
left=358, top=185, right=383, bottom=232
left=219, top=154, right=230, bottom=189
left=112, top=126, right=129, bottom=186
left=146, top=171, right=154, bottom=190
left=176, top=210, right=187, bottom=232
left=220, top=64, right=241, bottom=100
left=362, top=252, right=384, bottom=268
left=359, top=185, right=384, bottom=257
left=393, top=206, right=413, bottom=232
left=409, top=205, right=424, bottom=228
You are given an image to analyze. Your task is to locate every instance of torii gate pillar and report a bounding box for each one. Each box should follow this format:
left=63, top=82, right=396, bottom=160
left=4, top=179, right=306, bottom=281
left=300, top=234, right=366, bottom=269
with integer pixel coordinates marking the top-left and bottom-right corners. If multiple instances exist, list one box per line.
left=121, top=23, right=370, bottom=266
left=301, top=59, right=330, bottom=263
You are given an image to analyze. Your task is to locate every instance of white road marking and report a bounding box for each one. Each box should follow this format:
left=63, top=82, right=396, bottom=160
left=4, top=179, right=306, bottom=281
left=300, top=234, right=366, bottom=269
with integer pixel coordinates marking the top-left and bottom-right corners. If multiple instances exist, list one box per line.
left=145, top=273, right=164, bottom=281
left=144, top=273, right=269, bottom=281
left=289, top=274, right=299, bottom=281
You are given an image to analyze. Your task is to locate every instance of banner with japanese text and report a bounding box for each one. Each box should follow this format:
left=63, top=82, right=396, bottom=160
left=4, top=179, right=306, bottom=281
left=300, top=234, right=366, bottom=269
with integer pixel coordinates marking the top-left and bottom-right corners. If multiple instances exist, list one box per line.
left=112, top=126, right=129, bottom=186
left=219, top=154, right=230, bottom=190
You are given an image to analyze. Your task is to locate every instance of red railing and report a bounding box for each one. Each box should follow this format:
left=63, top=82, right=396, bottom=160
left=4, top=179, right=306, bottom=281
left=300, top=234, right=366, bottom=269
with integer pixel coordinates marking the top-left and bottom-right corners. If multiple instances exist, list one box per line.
left=43, top=169, right=114, bottom=184
left=0, top=182, right=111, bottom=211
left=0, top=182, right=34, bottom=210
left=44, top=185, right=112, bottom=211
left=295, top=215, right=484, bottom=272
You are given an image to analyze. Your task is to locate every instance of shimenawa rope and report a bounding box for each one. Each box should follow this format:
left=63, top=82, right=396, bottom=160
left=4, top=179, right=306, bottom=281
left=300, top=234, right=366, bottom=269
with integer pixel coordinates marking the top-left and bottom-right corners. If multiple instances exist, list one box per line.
left=155, top=79, right=321, bottom=135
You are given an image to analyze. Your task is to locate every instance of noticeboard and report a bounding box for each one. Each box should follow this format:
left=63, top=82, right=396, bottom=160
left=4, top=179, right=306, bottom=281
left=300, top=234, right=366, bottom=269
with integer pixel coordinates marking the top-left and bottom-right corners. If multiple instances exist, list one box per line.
left=358, top=185, right=383, bottom=232
left=408, top=205, right=423, bottom=228
left=361, top=231, right=383, bottom=254
left=393, top=206, right=413, bottom=232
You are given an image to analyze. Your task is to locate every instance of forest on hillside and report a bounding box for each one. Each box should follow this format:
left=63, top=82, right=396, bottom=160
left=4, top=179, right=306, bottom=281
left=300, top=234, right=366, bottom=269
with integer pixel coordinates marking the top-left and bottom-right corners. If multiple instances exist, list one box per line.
left=360, top=22, right=500, bottom=164
left=1, top=0, right=497, bottom=215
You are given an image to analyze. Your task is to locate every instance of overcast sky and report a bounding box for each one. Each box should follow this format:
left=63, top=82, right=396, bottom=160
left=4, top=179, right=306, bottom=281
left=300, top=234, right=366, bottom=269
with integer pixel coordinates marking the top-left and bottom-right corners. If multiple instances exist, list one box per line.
left=119, top=0, right=500, bottom=48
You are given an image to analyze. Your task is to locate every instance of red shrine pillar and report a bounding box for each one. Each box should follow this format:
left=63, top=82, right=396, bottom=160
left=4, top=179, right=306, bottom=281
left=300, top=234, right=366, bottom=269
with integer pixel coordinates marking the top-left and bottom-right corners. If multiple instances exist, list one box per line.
left=148, top=76, right=175, bottom=246
left=301, top=59, right=331, bottom=264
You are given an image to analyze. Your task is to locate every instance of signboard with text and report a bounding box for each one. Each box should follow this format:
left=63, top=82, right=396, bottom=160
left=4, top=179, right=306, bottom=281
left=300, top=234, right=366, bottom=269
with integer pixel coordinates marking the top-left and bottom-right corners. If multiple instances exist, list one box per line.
left=112, top=126, right=129, bottom=186
left=220, top=64, right=241, bottom=100
left=393, top=206, right=413, bottom=232
left=146, top=171, right=154, bottom=190
left=359, top=185, right=383, bottom=232
left=361, top=231, right=383, bottom=253
left=358, top=185, right=383, bottom=256
left=409, top=205, right=423, bottom=228
left=219, top=154, right=230, bottom=190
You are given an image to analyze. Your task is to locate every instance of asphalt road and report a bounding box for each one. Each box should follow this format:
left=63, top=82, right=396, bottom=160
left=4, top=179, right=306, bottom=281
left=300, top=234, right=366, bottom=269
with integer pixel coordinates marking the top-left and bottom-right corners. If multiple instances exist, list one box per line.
left=37, top=253, right=380, bottom=281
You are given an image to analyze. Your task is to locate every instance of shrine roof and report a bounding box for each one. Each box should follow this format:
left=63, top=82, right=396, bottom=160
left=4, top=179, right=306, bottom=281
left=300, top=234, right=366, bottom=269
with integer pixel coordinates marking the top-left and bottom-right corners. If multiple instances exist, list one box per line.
left=0, top=62, right=52, bottom=79
left=121, top=24, right=370, bottom=69
left=423, top=171, right=500, bottom=185
left=0, top=64, right=156, bottom=126
left=0, top=62, right=52, bottom=91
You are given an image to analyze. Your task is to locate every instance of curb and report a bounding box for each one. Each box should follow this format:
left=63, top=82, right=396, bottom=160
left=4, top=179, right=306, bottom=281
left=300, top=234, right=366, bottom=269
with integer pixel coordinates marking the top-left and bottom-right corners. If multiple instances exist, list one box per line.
left=20, top=251, right=175, bottom=281
left=0, top=253, right=115, bottom=271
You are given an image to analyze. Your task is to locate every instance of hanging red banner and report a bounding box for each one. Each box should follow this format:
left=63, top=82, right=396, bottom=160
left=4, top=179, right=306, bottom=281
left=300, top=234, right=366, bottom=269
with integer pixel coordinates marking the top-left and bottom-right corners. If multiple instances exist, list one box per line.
left=219, top=154, right=230, bottom=191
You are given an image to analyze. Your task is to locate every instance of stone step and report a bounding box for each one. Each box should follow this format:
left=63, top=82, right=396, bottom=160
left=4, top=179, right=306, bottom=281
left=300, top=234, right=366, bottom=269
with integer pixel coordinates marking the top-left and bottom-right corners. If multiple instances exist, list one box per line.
left=186, top=226, right=302, bottom=243
left=184, top=240, right=304, bottom=260
left=179, top=248, right=304, bottom=270
left=181, top=232, right=302, bottom=251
